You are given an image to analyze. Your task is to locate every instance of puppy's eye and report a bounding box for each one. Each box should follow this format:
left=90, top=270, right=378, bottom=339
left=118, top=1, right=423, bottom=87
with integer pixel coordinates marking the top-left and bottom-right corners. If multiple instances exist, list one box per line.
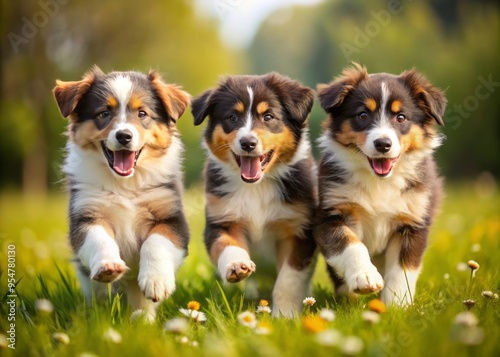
left=99, top=110, right=111, bottom=119
left=138, top=110, right=147, bottom=118
left=227, top=114, right=238, bottom=122
left=263, top=113, right=274, bottom=122
left=358, top=112, right=369, bottom=120
left=396, top=114, right=407, bottom=123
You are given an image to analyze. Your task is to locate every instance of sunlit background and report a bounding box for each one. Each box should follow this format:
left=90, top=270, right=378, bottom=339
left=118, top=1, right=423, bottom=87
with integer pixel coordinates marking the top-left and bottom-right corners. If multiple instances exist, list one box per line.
left=1, top=0, right=498, bottom=195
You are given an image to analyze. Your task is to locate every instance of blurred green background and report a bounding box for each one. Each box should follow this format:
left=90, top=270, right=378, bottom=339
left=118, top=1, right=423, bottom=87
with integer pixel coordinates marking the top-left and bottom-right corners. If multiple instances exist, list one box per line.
left=0, top=0, right=499, bottom=195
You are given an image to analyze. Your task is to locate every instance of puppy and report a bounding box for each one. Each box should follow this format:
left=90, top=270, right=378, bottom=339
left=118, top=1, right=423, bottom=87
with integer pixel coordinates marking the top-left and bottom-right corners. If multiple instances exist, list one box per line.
left=314, top=64, right=446, bottom=306
left=192, top=73, right=317, bottom=317
left=53, top=66, right=190, bottom=320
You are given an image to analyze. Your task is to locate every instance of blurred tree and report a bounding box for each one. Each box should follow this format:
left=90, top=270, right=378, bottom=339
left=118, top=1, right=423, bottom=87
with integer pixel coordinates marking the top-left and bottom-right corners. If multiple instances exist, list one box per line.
left=0, top=0, right=243, bottom=193
left=249, top=0, right=500, bottom=180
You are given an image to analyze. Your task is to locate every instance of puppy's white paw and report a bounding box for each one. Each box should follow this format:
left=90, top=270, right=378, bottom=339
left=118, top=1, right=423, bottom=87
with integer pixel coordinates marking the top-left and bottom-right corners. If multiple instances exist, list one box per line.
left=346, top=265, right=384, bottom=294
left=138, top=269, right=176, bottom=303
left=225, top=260, right=256, bottom=283
left=91, top=259, right=129, bottom=283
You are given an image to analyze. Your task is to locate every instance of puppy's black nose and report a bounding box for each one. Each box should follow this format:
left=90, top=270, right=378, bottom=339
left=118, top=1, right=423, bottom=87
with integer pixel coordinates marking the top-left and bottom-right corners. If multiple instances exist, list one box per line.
left=374, top=138, right=392, bottom=153
left=116, top=129, right=133, bottom=146
left=240, top=136, right=258, bottom=152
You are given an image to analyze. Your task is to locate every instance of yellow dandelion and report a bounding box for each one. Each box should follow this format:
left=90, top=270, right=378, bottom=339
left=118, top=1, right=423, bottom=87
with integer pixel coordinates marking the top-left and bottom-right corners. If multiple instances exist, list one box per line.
left=302, top=315, right=327, bottom=333
left=187, top=301, right=201, bottom=311
left=259, top=299, right=269, bottom=307
left=368, top=299, right=387, bottom=313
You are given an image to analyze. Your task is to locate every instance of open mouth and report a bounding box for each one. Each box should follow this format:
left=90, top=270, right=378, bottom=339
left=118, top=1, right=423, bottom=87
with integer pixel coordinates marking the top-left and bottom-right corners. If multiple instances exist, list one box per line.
left=101, top=141, right=142, bottom=177
left=233, top=150, right=274, bottom=183
left=368, top=156, right=400, bottom=177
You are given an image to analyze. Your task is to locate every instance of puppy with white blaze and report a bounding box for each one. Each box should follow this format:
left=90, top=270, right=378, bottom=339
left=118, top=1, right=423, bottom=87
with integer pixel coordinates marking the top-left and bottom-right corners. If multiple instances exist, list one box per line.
left=53, top=66, right=190, bottom=320
left=192, top=73, right=318, bottom=317
left=314, top=64, right=447, bottom=306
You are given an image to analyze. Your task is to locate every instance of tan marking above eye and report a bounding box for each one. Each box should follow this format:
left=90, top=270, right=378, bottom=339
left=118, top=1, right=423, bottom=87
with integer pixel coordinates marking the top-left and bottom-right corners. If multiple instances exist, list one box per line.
left=256, top=101, right=269, bottom=115
left=391, top=100, right=402, bottom=113
left=129, top=96, right=142, bottom=110
left=365, top=98, right=377, bottom=112
left=234, top=101, right=245, bottom=113
left=107, top=96, right=117, bottom=108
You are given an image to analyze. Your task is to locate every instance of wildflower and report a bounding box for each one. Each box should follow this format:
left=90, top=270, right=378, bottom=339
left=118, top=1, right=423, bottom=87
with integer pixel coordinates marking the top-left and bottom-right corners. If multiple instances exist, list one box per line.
left=303, top=297, right=316, bottom=306
left=52, top=332, right=70, bottom=345
left=463, top=299, right=476, bottom=310
left=368, top=299, right=386, bottom=313
left=315, top=329, right=343, bottom=346
left=179, top=308, right=207, bottom=323
left=35, top=299, right=54, bottom=314
left=103, top=327, right=122, bottom=343
left=255, top=321, right=272, bottom=335
left=451, top=312, right=484, bottom=345
left=259, top=299, right=269, bottom=306
left=471, top=243, right=481, bottom=252
left=481, top=291, right=494, bottom=298
left=179, top=336, right=189, bottom=344
left=467, top=260, right=480, bottom=271
left=302, top=315, right=326, bottom=333
left=494, top=293, right=499, bottom=299
left=256, top=305, right=272, bottom=314
left=362, top=311, right=381, bottom=324
left=443, top=273, right=450, bottom=280
left=190, top=340, right=199, bottom=347
left=454, top=311, right=478, bottom=327
left=238, top=311, right=257, bottom=328
left=456, top=262, right=467, bottom=271
left=0, top=334, right=8, bottom=349
left=187, top=301, right=201, bottom=311
left=341, top=336, right=364, bottom=355
left=164, top=318, right=189, bottom=334
left=319, top=308, right=336, bottom=322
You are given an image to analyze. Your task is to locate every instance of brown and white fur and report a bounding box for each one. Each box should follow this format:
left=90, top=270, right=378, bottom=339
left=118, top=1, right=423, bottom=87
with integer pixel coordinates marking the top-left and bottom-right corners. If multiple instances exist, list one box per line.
left=314, top=64, right=446, bottom=306
left=53, top=66, right=190, bottom=320
left=192, top=73, right=317, bottom=317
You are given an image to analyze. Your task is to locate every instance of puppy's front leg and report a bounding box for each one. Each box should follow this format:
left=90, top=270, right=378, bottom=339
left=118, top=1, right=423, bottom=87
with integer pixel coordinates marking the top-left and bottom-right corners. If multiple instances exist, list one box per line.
left=381, top=224, right=427, bottom=306
left=205, top=220, right=255, bottom=283
left=314, top=207, right=384, bottom=295
left=76, top=225, right=129, bottom=283
left=272, top=231, right=317, bottom=318
left=138, top=221, right=187, bottom=303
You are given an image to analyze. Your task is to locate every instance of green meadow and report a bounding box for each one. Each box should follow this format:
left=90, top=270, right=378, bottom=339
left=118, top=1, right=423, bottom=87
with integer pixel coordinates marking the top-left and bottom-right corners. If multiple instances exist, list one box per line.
left=0, top=183, right=498, bottom=357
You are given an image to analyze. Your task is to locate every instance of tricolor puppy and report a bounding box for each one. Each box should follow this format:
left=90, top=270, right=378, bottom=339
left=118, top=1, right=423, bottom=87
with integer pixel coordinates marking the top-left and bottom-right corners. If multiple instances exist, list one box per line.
left=192, top=73, right=317, bottom=317
left=53, top=66, right=190, bottom=320
left=314, top=64, right=446, bottom=306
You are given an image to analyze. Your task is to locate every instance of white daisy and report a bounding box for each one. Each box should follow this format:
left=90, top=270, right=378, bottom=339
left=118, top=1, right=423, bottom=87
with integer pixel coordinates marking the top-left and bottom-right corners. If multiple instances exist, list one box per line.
left=237, top=311, right=257, bottom=328
left=319, top=308, right=336, bottom=322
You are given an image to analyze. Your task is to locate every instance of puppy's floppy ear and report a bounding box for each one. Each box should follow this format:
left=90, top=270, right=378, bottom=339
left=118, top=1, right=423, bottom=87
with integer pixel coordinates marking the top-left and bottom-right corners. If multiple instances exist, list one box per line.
left=317, top=63, right=368, bottom=112
left=264, top=72, right=314, bottom=126
left=148, top=70, right=191, bottom=123
left=399, top=69, right=447, bottom=126
left=53, top=65, right=103, bottom=118
left=191, top=89, right=214, bottom=126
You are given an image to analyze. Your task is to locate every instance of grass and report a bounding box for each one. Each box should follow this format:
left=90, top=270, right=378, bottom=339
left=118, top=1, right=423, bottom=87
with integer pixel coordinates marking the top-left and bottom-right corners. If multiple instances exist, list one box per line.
left=0, top=182, right=499, bottom=357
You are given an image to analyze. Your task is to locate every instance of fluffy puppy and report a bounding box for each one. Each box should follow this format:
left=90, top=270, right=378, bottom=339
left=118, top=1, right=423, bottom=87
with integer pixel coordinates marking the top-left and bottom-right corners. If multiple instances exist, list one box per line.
left=192, top=73, right=317, bottom=317
left=314, top=64, right=446, bottom=306
left=53, top=66, right=190, bottom=320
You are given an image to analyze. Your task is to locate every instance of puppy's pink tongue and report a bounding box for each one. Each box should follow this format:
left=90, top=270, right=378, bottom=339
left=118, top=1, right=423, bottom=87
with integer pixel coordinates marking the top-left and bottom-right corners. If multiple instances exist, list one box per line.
left=113, top=150, right=135, bottom=176
left=371, top=158, right=392, bottom=175
left=240, top=156, right=262, bottom=182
